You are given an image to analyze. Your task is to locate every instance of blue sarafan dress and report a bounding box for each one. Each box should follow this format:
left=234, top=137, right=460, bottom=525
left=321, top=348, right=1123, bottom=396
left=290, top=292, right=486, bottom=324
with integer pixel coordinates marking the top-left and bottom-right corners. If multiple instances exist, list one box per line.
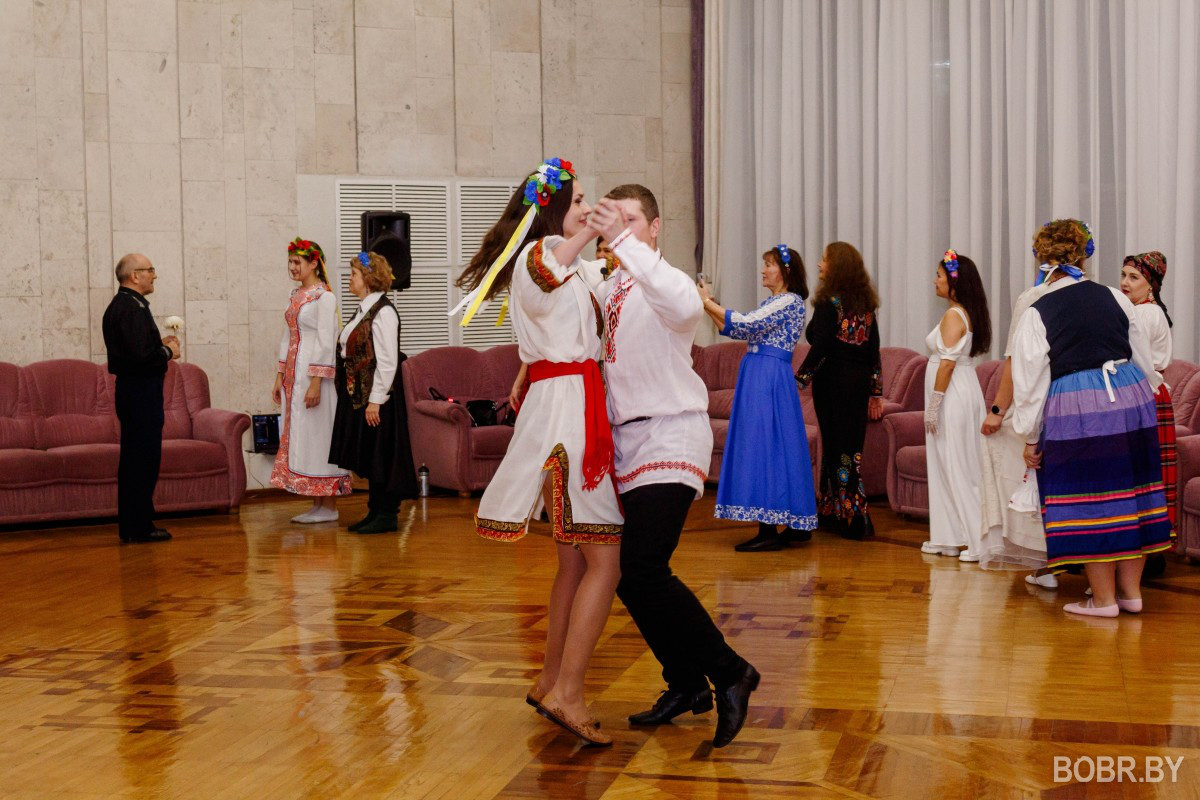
left=714, top=293, right=818, bottom=529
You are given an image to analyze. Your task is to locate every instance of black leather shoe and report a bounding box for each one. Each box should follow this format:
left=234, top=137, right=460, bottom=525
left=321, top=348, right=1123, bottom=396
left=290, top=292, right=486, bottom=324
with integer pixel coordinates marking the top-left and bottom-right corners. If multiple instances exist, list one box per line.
left=628, top=687, right=713, bottom=725
left=356, top=514, right=397, bottom=534
left=780, top=528, right=812, bottom=544
left=120, top=529, right=172, bottom=543
left=712, top=663, right=760, bottom=748
left=734, top=531, right=783, bottom=552
left=347, top=512, right=376, bottom=532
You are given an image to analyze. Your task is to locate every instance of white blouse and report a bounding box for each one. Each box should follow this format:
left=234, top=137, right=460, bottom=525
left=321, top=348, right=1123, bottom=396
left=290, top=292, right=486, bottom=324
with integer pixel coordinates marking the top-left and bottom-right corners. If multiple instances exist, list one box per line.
left=1133, top=301, right=1172, bottom=379
left=1011, top=279, right=1159, bottom=445
left=338, top=291, right=400, bottom=405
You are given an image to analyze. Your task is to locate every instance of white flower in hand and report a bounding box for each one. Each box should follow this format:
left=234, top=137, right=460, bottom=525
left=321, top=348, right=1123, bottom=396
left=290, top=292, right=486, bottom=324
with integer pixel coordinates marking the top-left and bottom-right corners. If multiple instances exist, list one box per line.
left=164, top=315, right=184, bottom=333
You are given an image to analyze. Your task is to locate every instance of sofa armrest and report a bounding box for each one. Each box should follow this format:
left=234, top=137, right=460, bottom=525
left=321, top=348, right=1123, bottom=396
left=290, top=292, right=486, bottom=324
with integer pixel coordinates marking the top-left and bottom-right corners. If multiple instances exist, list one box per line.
left=412, top=399, right=472, bottom=426
left=1176, top=434, right=1200, bottom=495
left=193, top=407, right=251, bottom=508
left=883, top=410, right=925, bottom=451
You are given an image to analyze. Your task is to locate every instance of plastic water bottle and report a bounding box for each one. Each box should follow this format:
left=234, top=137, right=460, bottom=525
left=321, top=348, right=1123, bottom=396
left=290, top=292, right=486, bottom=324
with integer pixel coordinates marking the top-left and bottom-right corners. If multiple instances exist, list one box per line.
left=417, top=464, right=429, bottom=497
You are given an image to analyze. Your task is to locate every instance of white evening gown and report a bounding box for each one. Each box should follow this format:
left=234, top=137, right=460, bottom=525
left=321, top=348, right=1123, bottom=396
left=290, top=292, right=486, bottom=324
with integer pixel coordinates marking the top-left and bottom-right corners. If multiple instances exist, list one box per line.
left=925, top=306, right=986, bottom=556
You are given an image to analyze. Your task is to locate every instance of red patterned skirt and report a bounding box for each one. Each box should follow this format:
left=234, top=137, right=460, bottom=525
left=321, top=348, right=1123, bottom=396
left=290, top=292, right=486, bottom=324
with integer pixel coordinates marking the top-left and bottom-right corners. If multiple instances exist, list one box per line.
left=1155, top=384, right=1177, bottom=536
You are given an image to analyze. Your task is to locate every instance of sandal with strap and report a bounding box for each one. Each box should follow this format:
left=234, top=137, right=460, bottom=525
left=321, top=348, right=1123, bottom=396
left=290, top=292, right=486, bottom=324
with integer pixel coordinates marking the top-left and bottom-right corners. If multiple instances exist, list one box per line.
left=537, top=704, right=613, bottom=747
left=527, top=682, right=599, bottom=727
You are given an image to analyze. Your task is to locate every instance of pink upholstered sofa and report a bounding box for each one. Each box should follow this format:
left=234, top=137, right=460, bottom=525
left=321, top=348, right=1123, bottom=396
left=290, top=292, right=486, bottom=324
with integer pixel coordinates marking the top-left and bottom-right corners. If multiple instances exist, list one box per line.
left=884, top=358, right=1200, bottom=521
left=0, top=359, right=250, bottom=526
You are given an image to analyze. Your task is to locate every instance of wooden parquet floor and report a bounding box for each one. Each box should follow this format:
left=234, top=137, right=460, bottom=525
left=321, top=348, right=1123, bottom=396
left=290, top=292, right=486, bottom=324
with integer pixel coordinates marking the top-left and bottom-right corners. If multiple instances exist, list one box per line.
left=2, top=493, right=1200, bottom=799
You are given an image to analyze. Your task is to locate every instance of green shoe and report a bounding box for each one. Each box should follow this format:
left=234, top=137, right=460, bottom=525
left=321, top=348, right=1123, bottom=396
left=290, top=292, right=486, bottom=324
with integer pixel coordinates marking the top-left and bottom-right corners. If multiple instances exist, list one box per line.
left=356, top=514, right=398, bottom=535
left=347, top=511, right=376, bottom=532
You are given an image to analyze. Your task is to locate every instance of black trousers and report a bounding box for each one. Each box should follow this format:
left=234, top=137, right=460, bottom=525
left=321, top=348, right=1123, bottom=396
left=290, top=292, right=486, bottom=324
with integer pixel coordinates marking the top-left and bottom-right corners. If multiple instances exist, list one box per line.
left=368, top=480, right=400, bottom=516
left=115, top=374, right=165, bottom=538
left=616, top=483, right=744, bottom=692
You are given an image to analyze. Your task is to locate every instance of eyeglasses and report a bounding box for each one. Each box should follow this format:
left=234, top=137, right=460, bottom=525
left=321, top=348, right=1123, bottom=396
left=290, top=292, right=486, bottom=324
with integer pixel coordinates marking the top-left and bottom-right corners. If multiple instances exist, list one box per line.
left=134, top=267, right=157, bottom=274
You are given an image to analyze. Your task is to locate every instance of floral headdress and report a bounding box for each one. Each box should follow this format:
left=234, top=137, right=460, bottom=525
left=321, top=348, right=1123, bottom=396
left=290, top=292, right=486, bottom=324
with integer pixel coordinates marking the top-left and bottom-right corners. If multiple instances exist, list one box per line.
left=452, top=157, right=577, bottom=327
left=522, top=158, right=576, bottom=207
left=775, top=244, right=792, bottom=267
left=941, top=249, right=959, bottom=278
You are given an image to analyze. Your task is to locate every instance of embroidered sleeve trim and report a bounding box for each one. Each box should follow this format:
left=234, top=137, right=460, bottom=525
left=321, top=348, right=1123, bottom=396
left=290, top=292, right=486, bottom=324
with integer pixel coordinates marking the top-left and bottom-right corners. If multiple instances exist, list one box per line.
left=527, top=239, right=564, bottom=293
left=307, top=364, right=336, bottom=379
left=615, top=460, right=707, bottom=485
left=610, top=229, right=634, bottom=250
left=277, top=360, right=286, bottom=373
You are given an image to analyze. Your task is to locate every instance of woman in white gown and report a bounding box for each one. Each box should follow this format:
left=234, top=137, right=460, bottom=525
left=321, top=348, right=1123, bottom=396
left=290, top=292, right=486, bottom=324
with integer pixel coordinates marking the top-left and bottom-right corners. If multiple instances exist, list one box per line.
left=921, top=251, right=991, bottom=561
left=270, top=238, right=352, bottom=521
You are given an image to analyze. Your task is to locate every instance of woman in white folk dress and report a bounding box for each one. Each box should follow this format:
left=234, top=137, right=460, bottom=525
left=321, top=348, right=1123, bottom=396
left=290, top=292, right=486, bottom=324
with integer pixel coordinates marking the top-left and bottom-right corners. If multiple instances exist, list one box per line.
left=456, top=158, right=621, bottom=746
left=921, top=250, right=991, bottom=562
left=270, top=238, right=352, bottom=522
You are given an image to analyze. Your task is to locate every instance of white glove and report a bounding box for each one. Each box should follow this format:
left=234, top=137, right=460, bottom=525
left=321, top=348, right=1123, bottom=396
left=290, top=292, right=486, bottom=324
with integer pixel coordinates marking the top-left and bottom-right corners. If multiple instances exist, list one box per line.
left=924, top=391, right=945, bottom=435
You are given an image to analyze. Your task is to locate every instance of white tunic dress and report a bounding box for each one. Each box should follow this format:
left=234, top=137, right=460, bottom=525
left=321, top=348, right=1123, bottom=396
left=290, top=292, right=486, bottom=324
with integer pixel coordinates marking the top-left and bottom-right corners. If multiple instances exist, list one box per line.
left=474, top=236, right=623, bottom=544
left=979, top=284, right=1050, bottom=569
left=601, top=229, right=712, bottom=498
left=924, top=306, right=985, bottom=554
left=271, top=284, right=352, bottom=496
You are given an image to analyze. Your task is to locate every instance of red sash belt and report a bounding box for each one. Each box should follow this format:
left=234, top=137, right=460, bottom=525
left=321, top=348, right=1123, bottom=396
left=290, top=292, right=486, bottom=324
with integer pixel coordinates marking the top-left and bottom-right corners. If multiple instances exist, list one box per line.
left=528, top=360, right=613, bottom=491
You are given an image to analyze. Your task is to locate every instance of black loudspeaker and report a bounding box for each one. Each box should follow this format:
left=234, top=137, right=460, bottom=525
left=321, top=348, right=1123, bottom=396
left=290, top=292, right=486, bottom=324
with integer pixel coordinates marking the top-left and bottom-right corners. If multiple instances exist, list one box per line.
left=251, top=414, right=280, bottom=454
left=361, top=211, right=413, bottom=291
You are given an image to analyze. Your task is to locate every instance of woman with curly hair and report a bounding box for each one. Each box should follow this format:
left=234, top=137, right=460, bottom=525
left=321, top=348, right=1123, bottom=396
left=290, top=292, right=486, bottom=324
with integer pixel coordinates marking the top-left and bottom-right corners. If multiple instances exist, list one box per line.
left=1011, top=220, right=1172, bottom=617
left=795, top=242, right=884, bottom=540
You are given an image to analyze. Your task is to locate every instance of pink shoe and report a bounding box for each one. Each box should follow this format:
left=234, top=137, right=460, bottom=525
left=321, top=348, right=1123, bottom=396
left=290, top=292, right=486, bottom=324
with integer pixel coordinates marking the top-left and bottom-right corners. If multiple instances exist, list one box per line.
left=1116, top=597, right=1143, bottom=614
left=1063, top=599, right=1119, bottom=618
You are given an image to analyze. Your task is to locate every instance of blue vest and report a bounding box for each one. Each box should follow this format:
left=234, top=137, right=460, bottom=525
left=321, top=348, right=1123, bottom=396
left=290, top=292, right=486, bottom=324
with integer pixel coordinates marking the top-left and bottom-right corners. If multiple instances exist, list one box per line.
left=1031, top=281, right=1131, bottom=380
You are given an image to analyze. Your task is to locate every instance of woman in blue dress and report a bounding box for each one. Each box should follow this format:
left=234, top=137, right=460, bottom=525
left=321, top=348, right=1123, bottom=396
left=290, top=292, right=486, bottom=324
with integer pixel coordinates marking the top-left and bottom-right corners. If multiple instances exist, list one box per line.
left=698, top=244, right=818, bottom=551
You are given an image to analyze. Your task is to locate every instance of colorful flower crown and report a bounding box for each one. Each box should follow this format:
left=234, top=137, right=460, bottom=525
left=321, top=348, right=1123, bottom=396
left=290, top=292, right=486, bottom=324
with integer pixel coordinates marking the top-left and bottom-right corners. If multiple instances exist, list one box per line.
left=522, top=157, right=576, bottom=207
left=288, top=237, right=325, bottom=265
left=357, top=251, right=373, bottom=271
left=942, top=249, right=959, bottom=278
left=775, top=244, right=791, bottom=266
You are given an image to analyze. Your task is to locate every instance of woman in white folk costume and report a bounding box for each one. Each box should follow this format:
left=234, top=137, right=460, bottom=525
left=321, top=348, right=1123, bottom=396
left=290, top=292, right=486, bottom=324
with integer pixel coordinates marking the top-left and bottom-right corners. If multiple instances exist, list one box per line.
left=921, top=251, right=991, bottom=561
left=588, top=185, right=759, bottom=750
left=1120, top=251, right=1175, bottom=576
left=979, top=236, right=1059, bottom=582
left=456, top=158, right=621, bottom=747
left=1011, top=220, right=1171, bottom=617
left=271, top=238, right=352, bottom=521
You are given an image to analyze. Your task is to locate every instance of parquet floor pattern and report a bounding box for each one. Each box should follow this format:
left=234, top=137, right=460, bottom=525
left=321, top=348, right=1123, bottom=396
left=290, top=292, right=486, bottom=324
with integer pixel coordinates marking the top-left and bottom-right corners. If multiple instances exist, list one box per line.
left=2, top=493, right=1200, bottom=799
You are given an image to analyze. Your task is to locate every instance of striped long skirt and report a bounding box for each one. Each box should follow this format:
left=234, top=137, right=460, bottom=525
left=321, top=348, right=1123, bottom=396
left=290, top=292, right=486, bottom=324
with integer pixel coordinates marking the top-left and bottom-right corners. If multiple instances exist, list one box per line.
left=1039, top=362, right=1174, bottom=569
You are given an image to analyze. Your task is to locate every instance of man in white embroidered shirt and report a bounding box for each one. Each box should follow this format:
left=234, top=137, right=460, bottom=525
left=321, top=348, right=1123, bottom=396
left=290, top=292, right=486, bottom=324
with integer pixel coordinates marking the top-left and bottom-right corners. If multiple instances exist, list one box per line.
left=589, top=186, right=759, bottom=748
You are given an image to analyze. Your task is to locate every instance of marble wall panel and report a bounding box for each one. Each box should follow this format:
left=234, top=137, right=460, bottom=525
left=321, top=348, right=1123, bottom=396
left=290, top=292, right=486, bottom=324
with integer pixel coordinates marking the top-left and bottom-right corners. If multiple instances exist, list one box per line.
left=0, top=180, right=42, bottom=297
left=0, top=86, right=38, bottom=181
left=0, top=298, right=44, bottom=363
left=107, top=50, right=180, bottom=144
left=110, top=142, right=182, bottom=232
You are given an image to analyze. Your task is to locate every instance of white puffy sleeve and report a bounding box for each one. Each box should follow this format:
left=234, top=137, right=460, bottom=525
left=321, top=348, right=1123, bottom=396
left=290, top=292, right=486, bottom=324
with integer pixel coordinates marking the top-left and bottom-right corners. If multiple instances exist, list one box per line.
left=1010, top=306, right=1051, bottom=445
left=368, top=305, right=400, bottom=404
left=307, top=291, right=338, bottom=379
left=610, top=230, right=702, bottom=332
left=1111, top=288, right=1162, bottom=393
left=1133, top=301, right=1172, bottom=376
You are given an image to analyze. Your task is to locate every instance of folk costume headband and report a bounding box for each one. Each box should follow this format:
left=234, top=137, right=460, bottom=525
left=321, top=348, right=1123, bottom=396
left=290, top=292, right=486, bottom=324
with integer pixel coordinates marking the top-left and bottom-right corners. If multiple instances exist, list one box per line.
left=775, top=244, right=792, bottom=266
left=289, top=237, right=339, bottom=323
left=1033, top=219, right=1093, bottom=286
left=1124, top=250, right=1168, bottom=290
left=451, top=158, right=577, bottom=327
left=941, top=249, right=959, bottom=278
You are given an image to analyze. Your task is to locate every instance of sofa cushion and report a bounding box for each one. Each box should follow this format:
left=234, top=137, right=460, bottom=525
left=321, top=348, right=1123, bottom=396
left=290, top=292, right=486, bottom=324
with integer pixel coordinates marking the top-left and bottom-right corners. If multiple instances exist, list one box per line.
left=50, top=444, right=121, bottom=480
left=1184, top=478, right=1200, bottom=513
left=0, top=363, right=35, bottom=449
left=160, top=440, right=228, bottom=475
left=469, top=426, right=515, bottom=459
left=24, top=360, right=118, bottom=448
left=710, top=418, right=729, bottom=451
left=895, top=445, right=928, bottom=481
left=0, top=449, right=63, bottom=487
left=708, top=389, right=735, bottom=420
left=162, top=366, right=194, bottom=440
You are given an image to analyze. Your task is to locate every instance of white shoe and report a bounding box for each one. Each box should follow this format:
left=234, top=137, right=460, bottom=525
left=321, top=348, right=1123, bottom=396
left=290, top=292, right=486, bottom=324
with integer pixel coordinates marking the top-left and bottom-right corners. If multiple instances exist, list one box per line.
left=296, top=506, right=339, bottom=524
left=958, top=551, right=981, bottom=563
left=921, top=542, right=960, bottom=556
left=1026, top=572, right=1059, bottom=589
left=291, top=510, right=316, bottom=523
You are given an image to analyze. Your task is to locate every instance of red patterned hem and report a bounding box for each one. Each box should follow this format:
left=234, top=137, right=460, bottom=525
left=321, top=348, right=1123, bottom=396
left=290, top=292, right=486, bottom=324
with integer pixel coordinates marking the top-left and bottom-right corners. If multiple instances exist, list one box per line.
left=556, top=527, right=622, bottom=545
left=477, top=516, right=526, bottom=541
left=615, top=460, right=707, bottom=485
left=308, top=364, right=335, bottom=379
left=270, top=468, right=353, bottom=497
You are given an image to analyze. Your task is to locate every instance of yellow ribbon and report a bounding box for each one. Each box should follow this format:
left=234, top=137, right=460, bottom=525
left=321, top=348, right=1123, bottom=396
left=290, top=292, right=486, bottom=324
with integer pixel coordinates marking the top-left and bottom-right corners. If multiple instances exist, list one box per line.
left=496, top=294, right=509, bottom=327
left=458, top=204, right=536, bottom=327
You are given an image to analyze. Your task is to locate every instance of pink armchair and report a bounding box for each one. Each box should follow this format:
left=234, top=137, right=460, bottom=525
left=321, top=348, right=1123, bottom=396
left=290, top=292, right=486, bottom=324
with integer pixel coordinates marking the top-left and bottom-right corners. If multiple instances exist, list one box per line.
left=0, top=359, right=249, bottom=526
left=401, top=344, right=522, bottom=493
left=883, top=359, right=1005, bottom=517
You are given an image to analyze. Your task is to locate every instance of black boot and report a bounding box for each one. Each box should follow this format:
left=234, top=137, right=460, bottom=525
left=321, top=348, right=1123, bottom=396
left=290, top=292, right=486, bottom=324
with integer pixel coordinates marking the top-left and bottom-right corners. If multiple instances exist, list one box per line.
left=347, top=510, right=377, bottom=531
left=712, top=662, right=761, bottom=748
left=734, top=523, right=783, bottom=552
left=780, top=527, right=812, bottom=544
left=628, top=687, right=713, bottom=725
